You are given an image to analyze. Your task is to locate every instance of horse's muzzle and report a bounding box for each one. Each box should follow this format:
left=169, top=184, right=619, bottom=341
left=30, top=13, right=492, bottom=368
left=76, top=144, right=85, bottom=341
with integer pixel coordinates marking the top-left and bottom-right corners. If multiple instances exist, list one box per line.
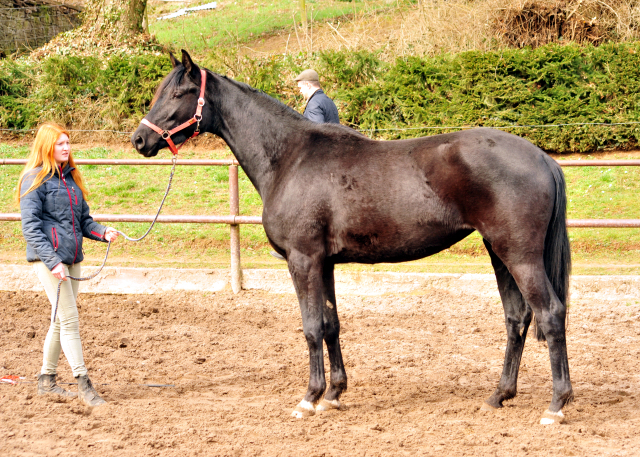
left=131, top=130, right=159, bottom=157
left=131, top=132, right=145, bottom=151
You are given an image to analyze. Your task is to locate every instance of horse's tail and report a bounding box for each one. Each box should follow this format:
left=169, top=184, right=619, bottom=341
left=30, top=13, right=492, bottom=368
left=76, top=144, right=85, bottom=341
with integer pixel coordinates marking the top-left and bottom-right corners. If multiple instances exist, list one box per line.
left=535, top=154, right=572, bottom=341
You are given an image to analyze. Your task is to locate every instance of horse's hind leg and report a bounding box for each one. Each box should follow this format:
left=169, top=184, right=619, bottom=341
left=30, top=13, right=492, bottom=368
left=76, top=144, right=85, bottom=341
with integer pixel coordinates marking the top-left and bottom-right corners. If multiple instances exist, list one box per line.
left=500, top=257, right=573, bottom=424
left=316, top=262, right=347, bottom=412
left=482, top=240, right=532, bottom=410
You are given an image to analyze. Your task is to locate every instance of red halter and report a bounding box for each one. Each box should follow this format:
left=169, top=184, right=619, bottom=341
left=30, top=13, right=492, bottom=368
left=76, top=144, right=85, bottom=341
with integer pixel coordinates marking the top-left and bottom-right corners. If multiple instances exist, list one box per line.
left=140, top=69, right=207, bottom=155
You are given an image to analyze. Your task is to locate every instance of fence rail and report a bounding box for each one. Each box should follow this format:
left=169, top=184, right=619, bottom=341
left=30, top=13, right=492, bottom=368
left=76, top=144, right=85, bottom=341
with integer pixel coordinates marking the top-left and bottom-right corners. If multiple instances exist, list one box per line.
left=0, top=213, right=262, bottom=224
left=1, top=158, right=239, bottom=166
left=5, top=158, right=640, bottom=167
left=1, top=158, right=639, bottom=291
left=559, top=160, right=640, bottom=166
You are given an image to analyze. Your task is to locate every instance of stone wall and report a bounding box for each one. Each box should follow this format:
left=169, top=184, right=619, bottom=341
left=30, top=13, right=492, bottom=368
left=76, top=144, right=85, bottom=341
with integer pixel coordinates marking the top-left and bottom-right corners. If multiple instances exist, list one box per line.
left=0, top=1, right=82, bottom=56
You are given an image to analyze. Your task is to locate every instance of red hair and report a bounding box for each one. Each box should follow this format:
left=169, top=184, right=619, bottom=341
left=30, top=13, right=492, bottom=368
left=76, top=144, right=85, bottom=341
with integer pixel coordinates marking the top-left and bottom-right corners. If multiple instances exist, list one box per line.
left=16, top=122, right=89, bottom=203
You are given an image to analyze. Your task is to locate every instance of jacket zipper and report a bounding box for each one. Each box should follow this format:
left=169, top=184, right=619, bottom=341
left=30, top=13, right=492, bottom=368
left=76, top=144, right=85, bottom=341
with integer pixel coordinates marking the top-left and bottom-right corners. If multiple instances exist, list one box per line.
left=59, top=165, right=79, bottom=264
left=52, top=227, right=59, bottom=251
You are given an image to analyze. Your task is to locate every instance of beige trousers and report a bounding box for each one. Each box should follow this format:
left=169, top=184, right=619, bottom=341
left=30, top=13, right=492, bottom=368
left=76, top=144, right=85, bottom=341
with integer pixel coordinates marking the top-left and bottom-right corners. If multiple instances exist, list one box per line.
left=33, top=261, right=87, bottom=378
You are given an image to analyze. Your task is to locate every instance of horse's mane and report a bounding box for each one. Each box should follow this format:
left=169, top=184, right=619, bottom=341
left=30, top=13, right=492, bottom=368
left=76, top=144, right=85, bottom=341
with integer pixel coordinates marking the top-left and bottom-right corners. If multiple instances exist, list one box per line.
left=217, top=73, right=306, bottom=120
left=152, top=64, right=366, bottom=139
left=152, top=65, right=304, bottom=121
left=216, top=73, right=370, bottom=139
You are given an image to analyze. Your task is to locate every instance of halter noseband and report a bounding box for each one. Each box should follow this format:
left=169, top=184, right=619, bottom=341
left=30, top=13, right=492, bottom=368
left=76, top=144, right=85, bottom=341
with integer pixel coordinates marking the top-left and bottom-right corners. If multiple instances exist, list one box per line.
left=140, top=68, right=207, bottom=155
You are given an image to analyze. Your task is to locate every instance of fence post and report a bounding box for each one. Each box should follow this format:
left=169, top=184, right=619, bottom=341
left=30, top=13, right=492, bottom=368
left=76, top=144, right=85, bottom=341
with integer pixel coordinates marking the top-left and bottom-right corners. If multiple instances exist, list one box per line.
left=229, top=165, right=242, bottom=293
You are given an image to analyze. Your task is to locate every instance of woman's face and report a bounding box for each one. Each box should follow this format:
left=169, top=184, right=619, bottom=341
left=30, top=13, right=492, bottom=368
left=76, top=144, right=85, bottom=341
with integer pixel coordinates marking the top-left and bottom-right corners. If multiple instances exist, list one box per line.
left=53, top=134, right=70, bottom=165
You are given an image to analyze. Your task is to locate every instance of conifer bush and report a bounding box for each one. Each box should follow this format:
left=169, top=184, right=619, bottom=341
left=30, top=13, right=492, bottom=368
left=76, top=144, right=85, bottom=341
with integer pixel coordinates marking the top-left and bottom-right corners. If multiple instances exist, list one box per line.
left=2, top=42, right=640, bottom=153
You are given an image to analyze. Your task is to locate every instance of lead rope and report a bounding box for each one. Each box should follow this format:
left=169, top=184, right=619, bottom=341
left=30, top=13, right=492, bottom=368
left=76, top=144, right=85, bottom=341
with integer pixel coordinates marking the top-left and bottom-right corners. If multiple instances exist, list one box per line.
left=51, top=156, right=178, bottom=323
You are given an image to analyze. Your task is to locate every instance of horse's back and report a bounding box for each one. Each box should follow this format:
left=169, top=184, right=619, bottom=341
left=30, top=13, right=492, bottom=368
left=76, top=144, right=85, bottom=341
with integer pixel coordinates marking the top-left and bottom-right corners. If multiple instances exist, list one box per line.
left=301, top=127, right=557, bottom=218
left=266, top=127, right=559, bottom=263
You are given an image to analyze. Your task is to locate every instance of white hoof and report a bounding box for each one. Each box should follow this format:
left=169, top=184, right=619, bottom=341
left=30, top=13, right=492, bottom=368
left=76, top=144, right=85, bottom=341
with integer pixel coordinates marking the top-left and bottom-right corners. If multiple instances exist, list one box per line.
left=291, top=400, right=315, bottom=418
left=316, top=399, right=341, bottom=412
left=540, top=409, right=565, bottom=425
left=480, top=402, right=498, bottom=412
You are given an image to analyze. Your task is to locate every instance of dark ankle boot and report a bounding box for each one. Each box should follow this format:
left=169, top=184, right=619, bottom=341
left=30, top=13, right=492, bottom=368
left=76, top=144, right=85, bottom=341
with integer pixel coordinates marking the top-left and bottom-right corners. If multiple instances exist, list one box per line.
left=37, top=374, right=76, bottom=398
left=76, top=374, right=106, bottom=406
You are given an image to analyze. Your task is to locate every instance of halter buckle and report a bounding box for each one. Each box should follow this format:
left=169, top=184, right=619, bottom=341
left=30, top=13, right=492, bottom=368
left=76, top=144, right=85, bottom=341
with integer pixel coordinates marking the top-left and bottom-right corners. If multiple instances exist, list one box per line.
left=197, top=97, right=205, bottom=107
left=161, top=130, right=171, bottom=139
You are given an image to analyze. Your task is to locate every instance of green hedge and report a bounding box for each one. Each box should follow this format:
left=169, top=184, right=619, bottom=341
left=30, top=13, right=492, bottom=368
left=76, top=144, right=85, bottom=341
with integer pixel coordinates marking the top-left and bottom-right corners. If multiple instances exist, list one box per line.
left=0, top=54, right=173, bottom=132
left=3, top=42, right=640, bottom=153
left=335, top=43, right=640, bottom=152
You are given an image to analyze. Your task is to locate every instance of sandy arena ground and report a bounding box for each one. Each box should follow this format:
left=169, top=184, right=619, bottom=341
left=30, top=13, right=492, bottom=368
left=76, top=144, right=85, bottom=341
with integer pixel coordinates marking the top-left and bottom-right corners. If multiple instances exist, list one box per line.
left=1, top=287, right=639, bottom=456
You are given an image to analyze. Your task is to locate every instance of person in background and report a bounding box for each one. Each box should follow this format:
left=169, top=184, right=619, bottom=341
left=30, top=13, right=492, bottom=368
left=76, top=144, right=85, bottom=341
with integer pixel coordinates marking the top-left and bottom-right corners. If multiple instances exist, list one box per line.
left=270, top=69, right=341, bottom=262
left=295, top=69, right=340, bottom=124
left=16, top=122, right=119, bottom=406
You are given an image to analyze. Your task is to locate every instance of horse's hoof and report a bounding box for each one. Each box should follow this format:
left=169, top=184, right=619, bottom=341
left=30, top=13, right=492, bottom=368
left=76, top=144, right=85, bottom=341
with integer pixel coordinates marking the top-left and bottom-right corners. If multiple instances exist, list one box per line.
left=480, top=402, right=498, bottom=412
left=291, top=400, right=315, bottom=418
left=540, top=409, right=564, bottom=425
left=316, top=399, right=341, bottom=412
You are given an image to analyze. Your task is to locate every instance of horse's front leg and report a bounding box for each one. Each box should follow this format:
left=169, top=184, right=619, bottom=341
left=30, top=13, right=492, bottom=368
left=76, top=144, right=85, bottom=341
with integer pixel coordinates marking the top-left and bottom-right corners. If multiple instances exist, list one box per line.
left=288, top=251, right=327, bottom=418
left=316, top=262, right=347, bottom=412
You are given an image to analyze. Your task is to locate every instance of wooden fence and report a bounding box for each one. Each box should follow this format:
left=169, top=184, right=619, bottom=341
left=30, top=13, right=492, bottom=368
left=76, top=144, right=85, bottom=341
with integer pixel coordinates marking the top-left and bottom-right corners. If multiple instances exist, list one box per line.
left=2, top=158, right=640, bottom=291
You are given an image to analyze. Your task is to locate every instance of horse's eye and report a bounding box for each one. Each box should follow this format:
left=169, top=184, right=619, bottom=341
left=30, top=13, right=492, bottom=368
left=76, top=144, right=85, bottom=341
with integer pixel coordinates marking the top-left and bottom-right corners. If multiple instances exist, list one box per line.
left=172, top=90, right=184, bottom=99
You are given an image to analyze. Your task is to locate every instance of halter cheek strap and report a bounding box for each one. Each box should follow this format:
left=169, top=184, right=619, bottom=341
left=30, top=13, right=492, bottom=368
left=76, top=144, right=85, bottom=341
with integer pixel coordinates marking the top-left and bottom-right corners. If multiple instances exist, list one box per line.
left=140, top=69, right=207, bottom=156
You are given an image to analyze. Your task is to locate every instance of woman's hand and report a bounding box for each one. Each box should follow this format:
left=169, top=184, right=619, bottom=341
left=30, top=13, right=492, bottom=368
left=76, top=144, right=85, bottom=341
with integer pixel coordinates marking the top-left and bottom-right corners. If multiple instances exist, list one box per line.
left=104, top=227, right=119, bottom=242
left=51, top=263, right=68, bottom=281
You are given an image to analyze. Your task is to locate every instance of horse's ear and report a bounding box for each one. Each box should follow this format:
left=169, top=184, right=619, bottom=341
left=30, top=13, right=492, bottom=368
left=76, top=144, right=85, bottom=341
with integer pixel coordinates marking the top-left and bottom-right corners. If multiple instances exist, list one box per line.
left=181, top=49, right=199, bottom=79
left=169, top=52, right=180, bottom=68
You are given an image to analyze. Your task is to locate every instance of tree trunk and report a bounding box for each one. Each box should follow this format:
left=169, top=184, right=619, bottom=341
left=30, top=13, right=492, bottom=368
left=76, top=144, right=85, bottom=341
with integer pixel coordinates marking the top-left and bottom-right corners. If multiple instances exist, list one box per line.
left=81, top=0, right=148, bottom=40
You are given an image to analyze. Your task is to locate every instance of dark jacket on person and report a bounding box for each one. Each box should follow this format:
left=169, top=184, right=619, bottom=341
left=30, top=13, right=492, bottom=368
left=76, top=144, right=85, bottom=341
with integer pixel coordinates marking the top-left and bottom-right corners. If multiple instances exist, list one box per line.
left=20, top=164, right=107, bottom=270
left=303, top=89, right=340, bottom=124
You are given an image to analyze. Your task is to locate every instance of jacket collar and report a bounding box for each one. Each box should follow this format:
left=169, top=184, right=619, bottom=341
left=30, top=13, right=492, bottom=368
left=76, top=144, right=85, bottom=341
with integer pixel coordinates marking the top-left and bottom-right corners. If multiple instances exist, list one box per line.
left=307, top=89, right=324, bottom=102
left=303, top=89, right=324, bottom=114
left=57, top=163, right=75, bottom=176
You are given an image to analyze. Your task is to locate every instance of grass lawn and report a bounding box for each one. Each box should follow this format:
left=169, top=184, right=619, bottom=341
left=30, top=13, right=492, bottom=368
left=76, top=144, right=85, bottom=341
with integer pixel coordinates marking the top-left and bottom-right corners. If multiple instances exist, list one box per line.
left=1, top=142, right=639, bottom=274
left=148, top=0, right=397, bottom=54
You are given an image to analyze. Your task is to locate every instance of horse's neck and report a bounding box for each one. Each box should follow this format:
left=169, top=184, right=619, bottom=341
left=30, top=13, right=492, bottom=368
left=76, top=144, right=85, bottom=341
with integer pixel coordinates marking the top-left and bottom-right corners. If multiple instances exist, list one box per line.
left=212, top=79, right=299, bottom=198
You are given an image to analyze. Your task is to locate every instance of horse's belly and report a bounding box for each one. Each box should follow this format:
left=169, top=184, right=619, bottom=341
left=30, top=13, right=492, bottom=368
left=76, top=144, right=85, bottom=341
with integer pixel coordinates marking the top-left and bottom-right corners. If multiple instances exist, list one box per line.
left=330, top=226, right=474, bottom=264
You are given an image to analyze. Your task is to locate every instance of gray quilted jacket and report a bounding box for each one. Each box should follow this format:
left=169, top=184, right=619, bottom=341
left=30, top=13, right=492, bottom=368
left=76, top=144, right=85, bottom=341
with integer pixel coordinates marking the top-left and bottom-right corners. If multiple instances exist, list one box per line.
left=20, top=164, right=107, bottom=270
left=303, top=89, right=340, bottom=124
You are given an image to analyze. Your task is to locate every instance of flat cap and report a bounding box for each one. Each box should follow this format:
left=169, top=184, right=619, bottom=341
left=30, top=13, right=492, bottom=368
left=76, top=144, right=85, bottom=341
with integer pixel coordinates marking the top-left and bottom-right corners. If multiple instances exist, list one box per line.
left=294, top=69, right=319, bottom=82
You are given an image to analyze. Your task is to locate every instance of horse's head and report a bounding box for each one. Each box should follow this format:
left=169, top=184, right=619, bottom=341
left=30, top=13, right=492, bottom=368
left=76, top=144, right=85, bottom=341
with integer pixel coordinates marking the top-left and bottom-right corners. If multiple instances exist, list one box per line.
left=131, top=50, right=206, bottom=157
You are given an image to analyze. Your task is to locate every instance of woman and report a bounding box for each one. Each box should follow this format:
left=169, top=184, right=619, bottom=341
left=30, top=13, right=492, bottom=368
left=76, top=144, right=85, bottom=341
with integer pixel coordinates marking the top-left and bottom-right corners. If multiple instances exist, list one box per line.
left=17, top=122, right=119, bottom=406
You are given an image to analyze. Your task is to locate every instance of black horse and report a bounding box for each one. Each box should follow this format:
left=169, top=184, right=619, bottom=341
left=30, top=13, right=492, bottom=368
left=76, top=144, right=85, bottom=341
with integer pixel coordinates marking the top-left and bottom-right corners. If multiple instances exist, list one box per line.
left=132, top=51, right=572, bottom=425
